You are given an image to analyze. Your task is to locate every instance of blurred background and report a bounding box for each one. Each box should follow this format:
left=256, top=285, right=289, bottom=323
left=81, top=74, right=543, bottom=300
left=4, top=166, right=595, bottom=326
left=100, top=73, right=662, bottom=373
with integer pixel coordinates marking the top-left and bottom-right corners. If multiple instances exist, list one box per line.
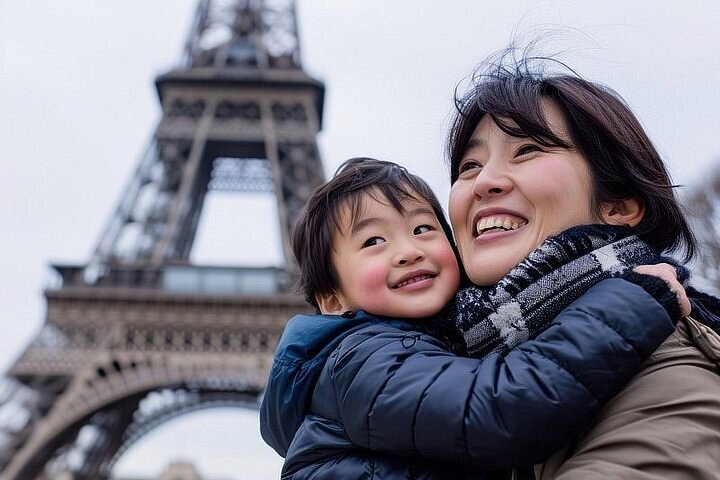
left=1, top=1, right=720, bottom=478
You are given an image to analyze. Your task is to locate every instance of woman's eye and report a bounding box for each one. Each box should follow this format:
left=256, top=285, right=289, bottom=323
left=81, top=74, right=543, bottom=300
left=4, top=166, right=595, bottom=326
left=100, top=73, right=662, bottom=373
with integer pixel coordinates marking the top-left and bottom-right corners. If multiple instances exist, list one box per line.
left=458, top=159, right=482, bottom=174
left=413, top=225, right=433, bottom=235
left=515, top=144, right=542, bottom=157
left=362, top=236, right=385, bottom=248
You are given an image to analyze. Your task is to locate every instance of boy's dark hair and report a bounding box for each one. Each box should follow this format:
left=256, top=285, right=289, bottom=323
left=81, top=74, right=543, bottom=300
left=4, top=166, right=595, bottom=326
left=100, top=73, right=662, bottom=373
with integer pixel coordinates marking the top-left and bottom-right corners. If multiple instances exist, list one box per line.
left=447, top=49, right=696, bottom=261
left=292, top=157, right=455, bottom=309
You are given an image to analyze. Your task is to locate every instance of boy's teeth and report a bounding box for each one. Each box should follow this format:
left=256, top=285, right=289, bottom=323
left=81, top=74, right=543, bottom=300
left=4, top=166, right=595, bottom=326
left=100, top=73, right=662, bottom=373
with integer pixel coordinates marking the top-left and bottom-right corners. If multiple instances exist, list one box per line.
left=395, top=274, right=431, bottom=288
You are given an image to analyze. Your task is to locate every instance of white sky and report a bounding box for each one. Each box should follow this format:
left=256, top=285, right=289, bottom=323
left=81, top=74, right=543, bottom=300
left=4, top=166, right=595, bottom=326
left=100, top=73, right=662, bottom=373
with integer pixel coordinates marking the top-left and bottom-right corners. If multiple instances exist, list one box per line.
left=1, top=1, right=720, bottom=478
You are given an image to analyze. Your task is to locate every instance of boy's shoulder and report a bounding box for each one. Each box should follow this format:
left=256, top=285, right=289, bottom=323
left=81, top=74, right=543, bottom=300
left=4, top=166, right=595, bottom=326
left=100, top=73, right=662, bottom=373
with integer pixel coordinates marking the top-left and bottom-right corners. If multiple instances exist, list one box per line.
left=328, top=313, right=452, bottom=366
left=277, top=311, right=443, bottom=363
left=262, top=311, right=450, bottom=457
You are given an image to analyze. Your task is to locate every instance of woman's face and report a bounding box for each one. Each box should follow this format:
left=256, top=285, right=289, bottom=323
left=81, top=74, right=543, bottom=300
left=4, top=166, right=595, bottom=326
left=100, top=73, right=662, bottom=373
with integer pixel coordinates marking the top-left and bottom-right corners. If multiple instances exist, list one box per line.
left=449, top=101, right=598, bottom=286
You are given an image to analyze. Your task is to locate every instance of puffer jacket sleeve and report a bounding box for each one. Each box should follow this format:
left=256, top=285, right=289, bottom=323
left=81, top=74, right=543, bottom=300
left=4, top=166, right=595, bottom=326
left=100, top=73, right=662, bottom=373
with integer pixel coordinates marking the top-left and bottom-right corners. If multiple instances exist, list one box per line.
left=328, top=278, right=675, bottom=468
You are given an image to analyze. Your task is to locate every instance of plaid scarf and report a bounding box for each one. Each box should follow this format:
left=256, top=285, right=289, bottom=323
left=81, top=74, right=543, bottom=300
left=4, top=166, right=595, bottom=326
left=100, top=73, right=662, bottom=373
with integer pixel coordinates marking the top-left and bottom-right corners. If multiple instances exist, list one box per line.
left=450, top=224, right=683, bottom=356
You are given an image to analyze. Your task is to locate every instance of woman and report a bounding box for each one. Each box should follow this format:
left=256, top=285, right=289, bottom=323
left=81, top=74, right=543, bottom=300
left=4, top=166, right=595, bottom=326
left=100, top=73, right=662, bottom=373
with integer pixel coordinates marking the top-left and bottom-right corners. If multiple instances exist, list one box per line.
left=446, top=53, right=720, bottom=478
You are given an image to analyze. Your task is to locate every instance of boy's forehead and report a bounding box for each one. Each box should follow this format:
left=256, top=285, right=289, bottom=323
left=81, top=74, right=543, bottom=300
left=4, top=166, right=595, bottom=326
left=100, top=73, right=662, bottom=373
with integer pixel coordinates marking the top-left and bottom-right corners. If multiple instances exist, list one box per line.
left=337, top=190, right=434, bottom=232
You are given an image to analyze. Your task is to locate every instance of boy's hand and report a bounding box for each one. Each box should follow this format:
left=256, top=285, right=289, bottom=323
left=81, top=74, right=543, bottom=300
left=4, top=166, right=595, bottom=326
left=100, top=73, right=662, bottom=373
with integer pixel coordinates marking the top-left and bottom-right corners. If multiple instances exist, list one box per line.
left=634, top=263, right=691, bottom=318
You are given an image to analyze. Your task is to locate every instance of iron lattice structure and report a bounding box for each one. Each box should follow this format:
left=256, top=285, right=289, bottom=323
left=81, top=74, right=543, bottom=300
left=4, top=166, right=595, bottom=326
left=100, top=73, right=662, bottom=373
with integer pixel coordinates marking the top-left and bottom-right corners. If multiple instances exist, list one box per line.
left=0, top=1, right=323, bottom=478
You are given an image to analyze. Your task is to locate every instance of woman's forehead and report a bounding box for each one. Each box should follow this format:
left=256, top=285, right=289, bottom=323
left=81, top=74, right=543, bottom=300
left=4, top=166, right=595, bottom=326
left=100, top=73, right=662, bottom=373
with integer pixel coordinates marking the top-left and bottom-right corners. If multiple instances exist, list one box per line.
left=464, top=99, right=573, bottom=153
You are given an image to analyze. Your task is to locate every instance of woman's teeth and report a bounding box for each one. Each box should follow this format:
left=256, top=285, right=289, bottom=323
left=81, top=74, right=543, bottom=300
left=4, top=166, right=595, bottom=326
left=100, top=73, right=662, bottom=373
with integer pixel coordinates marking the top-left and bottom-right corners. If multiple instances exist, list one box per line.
left=476, top=216, right=527, bottom=235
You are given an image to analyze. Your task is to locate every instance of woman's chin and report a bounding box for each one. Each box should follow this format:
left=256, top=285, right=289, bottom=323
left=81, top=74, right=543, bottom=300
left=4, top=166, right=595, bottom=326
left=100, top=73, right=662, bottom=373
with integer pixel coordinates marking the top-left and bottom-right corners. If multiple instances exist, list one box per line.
left=462, top=248, right=528, bottom=286
left=465, top=268, right=508, bottom=287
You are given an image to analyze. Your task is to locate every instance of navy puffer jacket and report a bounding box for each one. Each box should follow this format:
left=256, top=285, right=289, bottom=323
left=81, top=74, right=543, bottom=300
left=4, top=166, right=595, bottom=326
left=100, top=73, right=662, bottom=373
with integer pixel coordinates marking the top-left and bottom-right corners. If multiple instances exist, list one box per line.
left=260, top=279, right=675, bottom=479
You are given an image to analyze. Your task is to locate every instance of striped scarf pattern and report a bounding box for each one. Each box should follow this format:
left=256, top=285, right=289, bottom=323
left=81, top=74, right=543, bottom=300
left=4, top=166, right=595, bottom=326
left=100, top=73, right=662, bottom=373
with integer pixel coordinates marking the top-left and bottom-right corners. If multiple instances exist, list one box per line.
left=453, top=224, right=667, bottom=356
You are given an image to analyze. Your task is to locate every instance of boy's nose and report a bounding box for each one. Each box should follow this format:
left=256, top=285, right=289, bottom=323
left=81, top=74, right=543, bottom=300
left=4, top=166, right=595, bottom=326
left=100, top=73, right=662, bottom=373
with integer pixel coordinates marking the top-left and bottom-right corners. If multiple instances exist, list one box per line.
left=395, top=245, right=425, bottom=266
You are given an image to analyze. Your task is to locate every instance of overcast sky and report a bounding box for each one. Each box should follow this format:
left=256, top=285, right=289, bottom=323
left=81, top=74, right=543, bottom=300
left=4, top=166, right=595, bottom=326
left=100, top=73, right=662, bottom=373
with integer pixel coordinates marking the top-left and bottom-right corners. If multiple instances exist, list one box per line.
left=2, top=1, right=720, bottom=478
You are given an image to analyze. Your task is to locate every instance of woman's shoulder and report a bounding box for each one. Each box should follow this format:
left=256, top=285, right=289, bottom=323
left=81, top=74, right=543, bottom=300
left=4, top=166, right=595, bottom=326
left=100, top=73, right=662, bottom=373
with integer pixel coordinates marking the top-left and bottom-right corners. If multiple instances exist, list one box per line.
left=591, top=314, right=720, bottom=433
left=688, top=287, right=720, bottom=332
left=643, top=315, right=720, bottom=371
left=538, top=315, right=720, bottom=479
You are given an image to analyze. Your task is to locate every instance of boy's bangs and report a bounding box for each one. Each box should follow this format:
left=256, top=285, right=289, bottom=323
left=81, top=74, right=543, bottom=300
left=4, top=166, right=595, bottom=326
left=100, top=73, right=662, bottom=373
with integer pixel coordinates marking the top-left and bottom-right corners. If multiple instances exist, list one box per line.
left=343, top=183, right=427, bottom=232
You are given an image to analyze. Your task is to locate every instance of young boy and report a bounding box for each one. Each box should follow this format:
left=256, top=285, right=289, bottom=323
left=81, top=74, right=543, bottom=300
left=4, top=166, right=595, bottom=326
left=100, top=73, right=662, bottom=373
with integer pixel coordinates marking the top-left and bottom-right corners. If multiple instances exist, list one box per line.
left=260, top=158, right=681, bottom=479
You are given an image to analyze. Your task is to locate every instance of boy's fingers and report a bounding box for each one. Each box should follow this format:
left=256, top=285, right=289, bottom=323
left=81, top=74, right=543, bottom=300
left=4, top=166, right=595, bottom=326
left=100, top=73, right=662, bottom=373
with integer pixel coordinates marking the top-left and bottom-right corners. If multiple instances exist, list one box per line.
left=634, top=264, right=691, bottom=318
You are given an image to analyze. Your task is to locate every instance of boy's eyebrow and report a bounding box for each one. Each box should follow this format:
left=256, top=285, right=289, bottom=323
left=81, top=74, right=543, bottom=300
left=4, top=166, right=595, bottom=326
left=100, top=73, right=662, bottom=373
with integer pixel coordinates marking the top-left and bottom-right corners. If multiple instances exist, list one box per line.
left=350, top=216, right=381, bottom=236
left=407, top=206, right=436, bottom=218
left=349, top=206, right=436, bottom=236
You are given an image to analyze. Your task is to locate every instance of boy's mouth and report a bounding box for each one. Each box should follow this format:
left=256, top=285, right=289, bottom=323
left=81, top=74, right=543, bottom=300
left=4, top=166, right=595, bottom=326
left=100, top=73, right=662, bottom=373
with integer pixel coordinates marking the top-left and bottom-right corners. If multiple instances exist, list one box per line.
left=392, top=271, right=435, bottom=289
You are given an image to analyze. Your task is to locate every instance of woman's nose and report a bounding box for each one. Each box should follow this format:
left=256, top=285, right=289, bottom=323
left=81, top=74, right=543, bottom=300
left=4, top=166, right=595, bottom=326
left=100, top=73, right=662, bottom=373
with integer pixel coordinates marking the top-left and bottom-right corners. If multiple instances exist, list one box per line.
left=471, top=163, right=513, bottom=198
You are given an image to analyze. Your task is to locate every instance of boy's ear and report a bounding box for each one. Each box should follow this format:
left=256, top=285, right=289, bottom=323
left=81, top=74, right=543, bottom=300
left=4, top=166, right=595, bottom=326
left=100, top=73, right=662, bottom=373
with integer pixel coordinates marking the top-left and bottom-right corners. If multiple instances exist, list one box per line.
left=600, top=197, right=645, bottom=227
left=315, top=291, right=348, bottom=315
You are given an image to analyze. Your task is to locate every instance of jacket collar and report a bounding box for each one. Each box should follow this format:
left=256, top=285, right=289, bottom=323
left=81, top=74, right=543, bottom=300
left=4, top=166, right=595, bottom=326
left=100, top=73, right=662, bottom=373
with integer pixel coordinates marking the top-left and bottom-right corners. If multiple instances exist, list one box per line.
left=260, top=311, right=380, bottom=456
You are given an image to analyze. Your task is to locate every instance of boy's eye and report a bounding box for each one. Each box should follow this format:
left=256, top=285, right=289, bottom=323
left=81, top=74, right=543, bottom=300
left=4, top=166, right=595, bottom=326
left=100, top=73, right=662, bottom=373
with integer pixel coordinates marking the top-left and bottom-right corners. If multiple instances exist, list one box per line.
left=413, top=225, right=433, bottom=235
left=362, top=236, right=385, bottom=248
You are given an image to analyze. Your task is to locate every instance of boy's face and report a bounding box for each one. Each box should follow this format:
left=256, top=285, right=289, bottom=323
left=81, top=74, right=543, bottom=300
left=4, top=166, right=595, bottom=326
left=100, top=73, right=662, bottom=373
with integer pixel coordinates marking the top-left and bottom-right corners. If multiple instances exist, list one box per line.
left=317, top=191, right=460, bottom=319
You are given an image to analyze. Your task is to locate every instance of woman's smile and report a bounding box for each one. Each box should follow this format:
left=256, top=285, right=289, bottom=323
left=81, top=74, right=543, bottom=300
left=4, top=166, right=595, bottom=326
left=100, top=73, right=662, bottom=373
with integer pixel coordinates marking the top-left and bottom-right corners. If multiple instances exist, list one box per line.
left=473, top=209, right=529, bottom=240
left=476, top=217, right=527, bottom=236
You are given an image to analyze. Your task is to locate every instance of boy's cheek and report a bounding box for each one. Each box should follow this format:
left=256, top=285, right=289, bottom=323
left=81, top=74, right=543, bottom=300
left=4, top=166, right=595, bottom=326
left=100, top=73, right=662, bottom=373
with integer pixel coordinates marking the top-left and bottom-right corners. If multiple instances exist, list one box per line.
left=357, top=263, right=390, bottom=293
left=441, top=247, right=460, bottom=269
left=438, top=246, right=462, bottom=286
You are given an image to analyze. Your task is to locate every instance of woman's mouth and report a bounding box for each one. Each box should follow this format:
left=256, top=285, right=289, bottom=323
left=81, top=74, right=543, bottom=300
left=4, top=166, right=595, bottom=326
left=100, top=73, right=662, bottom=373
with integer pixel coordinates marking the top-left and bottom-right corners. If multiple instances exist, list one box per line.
left=475, top=215, right=528, bottom=237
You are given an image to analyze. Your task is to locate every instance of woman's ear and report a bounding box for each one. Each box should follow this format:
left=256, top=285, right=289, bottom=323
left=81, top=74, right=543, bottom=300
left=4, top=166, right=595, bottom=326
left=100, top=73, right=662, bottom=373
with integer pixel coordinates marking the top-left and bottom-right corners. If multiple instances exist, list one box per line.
left=315, top=291, right=348, bottom=315
left=600, top=197, right=645, bottom=227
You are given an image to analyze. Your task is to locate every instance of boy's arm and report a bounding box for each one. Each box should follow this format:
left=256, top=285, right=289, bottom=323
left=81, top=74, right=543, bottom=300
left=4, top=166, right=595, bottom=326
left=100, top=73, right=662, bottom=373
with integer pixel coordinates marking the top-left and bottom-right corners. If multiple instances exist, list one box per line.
left=329, top=278, right=675, bottom=468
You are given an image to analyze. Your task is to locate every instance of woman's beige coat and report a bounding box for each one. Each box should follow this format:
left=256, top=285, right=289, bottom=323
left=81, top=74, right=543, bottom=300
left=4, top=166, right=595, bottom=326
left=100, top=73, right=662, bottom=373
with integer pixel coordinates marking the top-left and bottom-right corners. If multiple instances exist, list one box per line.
left=535, top=316, right=720, bottom=479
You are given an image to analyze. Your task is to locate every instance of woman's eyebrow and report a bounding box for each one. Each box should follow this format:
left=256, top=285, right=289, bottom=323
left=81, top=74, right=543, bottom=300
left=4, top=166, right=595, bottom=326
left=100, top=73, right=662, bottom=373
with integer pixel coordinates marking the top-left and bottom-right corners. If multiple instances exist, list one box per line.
left=464, top=137, right=485, bottom=151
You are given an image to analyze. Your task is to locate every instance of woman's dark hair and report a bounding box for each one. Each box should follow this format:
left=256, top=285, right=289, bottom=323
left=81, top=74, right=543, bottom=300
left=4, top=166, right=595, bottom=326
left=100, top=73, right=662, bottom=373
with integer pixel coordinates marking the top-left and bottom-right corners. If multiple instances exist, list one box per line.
left=447, top=50, right=696, bottom=261
left=292, top=157, right=456, bottom=309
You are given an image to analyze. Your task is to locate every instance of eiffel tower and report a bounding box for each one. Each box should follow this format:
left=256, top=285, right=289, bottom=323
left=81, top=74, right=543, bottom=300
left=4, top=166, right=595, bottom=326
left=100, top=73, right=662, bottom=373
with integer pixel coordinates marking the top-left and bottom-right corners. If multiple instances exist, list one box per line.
left=0, top=1, right=324, bottom=478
